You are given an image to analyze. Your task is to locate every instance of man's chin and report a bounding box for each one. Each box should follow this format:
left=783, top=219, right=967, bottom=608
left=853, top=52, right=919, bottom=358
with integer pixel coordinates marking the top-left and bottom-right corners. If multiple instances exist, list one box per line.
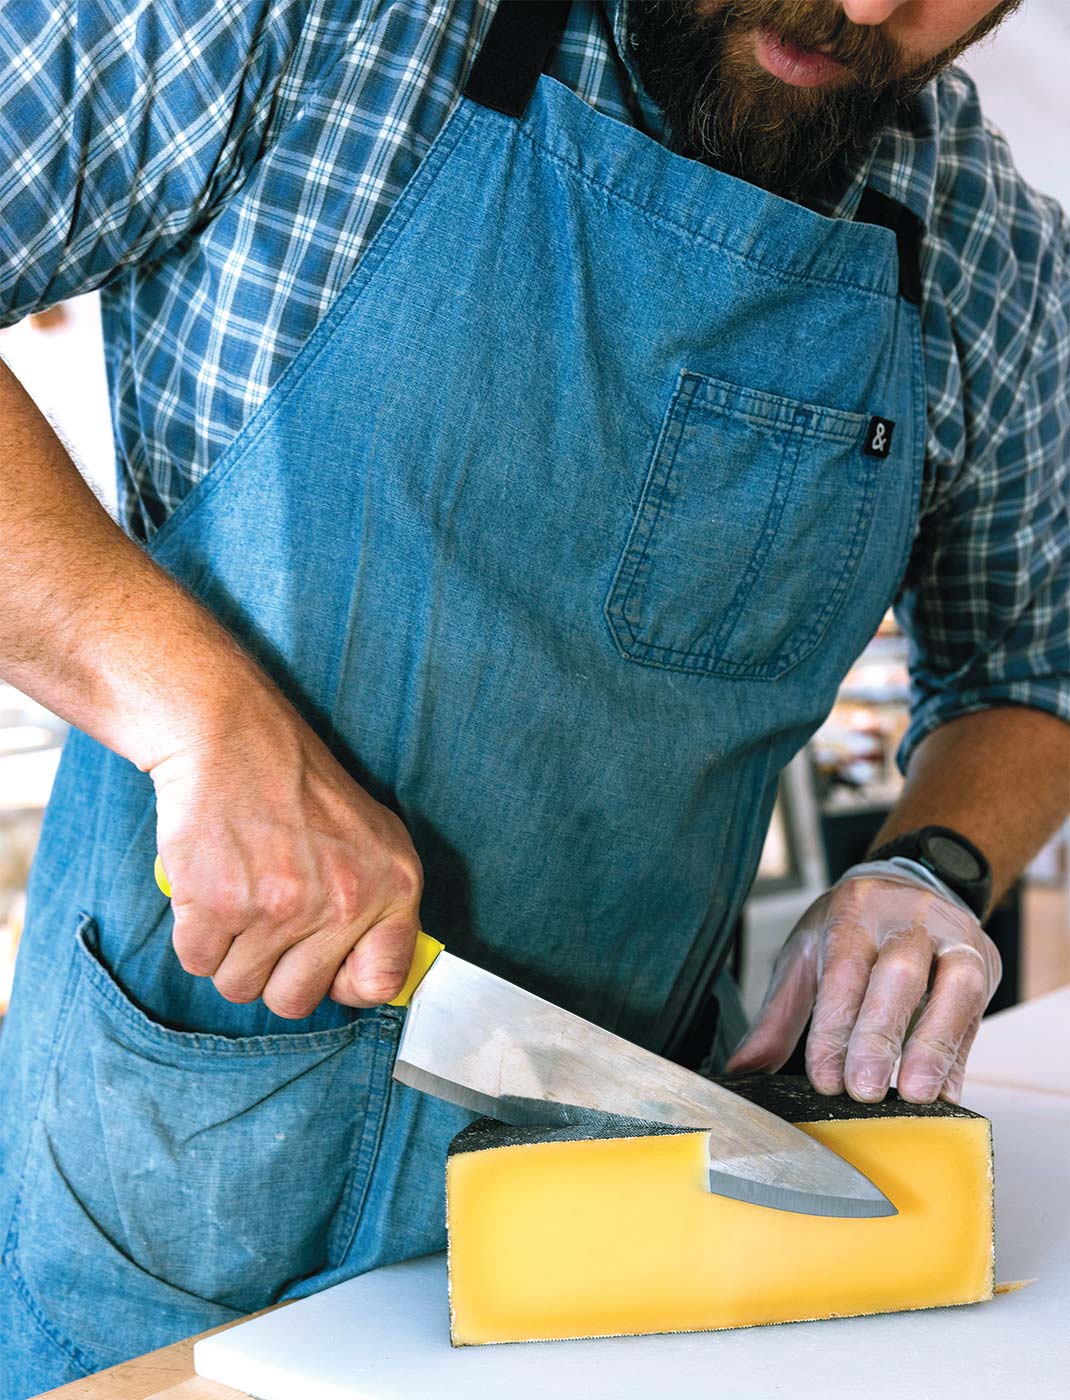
left=628, top=0, right=920, bottom=202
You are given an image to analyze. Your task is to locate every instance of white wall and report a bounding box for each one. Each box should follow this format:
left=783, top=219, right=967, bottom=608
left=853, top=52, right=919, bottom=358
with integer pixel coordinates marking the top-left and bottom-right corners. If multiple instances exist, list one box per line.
left=959, top=0, right=1070, bottom=215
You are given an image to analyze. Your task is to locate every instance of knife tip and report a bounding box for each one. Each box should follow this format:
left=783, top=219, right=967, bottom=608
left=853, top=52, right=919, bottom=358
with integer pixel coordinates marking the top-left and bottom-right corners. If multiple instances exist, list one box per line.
left=706, top=1167, right=898, bottom=1219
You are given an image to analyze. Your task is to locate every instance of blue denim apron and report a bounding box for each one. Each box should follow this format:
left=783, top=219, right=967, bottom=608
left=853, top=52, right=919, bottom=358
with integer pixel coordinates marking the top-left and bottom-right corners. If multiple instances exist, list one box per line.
left=0, top=4, right=925, bottom=1391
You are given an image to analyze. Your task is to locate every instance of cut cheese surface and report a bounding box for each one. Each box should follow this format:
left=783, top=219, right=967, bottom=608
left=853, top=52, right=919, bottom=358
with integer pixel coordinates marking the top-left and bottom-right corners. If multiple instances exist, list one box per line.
left=445, top=1075, right=993, bottom=1346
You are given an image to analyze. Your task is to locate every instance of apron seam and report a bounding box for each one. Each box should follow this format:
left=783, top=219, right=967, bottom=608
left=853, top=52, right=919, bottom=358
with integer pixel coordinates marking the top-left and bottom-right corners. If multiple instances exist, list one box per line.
left=326, top=1012, right=404, bottom=1268
left=145, top=98, right=480, bottom=563
left=508, top=109, right=899, bottom=304
left=72, top=922, right=385, bottom=1055
left=3, top=923, right=103, bottom=1373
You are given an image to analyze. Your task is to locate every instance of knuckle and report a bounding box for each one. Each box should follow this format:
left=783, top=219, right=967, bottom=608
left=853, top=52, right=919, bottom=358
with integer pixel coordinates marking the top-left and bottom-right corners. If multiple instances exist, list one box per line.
left=390, top=855, right=423, bottom=903
left=201, top=877, right=248, bottom=925
left=211, top=962, right=264, bottom=1004
left=258, top=873, right=305, bottom=923
left=853, top=1025, right=900, bottom=1057
left=330, top=867, right=365, bottom=918
left=263, top=989, right=318, bottom=1020
left=175, top=948, right=216, bottom=977
left=946, top=957, right=988, bottom=999
left=807, top=1025, right=850, bottom=1056
left=213, top=979, right=260, bottom=1005
left=910, top=1032, right=958, bottom=1063
left=171, top=922, right=225, bottom=977
left=820, top=937, right=875, bottom=979
left=880, top=950, right=928, bottom=982
left=355, top=963, right=409, bottom=1004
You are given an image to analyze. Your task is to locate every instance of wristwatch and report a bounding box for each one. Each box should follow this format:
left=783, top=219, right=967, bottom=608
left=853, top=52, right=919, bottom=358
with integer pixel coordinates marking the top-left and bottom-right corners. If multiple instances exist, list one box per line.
left=867, top=825, right=993, bottom=922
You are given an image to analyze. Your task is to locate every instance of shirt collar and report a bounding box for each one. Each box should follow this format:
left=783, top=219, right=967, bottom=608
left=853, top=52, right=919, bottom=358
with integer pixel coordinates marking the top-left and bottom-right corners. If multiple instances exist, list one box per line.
left=822, top=84, right=940, bottom=229
left=608, top=0, right=939, bottom=231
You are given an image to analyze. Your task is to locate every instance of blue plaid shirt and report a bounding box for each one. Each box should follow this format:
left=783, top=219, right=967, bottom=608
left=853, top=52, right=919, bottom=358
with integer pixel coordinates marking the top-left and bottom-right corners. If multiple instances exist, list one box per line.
left=1, top=0, right=1067, bottom=773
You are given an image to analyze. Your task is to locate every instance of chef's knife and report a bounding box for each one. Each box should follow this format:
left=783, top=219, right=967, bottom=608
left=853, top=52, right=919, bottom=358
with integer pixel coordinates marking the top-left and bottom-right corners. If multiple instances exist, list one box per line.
left=388, top=930, right=896, bottom=1219
left=154, top=860, right=895, bottom=1219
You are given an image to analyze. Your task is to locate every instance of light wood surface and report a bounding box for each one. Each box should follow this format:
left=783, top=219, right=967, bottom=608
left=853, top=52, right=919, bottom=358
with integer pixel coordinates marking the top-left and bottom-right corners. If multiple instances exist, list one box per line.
left=33, top=989, right=1067, bottom=1399
left=31, top=1307, right=284, bottom=1400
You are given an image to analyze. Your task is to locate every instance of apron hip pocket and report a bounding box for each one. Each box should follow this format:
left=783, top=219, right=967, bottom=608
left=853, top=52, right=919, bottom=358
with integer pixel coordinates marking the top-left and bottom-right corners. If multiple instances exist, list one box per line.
left=604, top=370, right=880, bottom=680
left=2, top=915, right=395, bottom=1369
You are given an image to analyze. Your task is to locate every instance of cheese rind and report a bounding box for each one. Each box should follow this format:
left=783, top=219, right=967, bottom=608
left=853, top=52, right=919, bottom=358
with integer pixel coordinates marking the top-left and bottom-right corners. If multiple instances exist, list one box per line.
left=445, top=1076, right=994, bottom=1345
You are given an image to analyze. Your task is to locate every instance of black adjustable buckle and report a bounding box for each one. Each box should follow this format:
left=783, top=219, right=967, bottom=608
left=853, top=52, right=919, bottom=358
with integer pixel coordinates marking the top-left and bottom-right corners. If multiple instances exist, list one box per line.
left=463, top=0, right=573, bottom=118
left=854, top=185, right=924, bottom=305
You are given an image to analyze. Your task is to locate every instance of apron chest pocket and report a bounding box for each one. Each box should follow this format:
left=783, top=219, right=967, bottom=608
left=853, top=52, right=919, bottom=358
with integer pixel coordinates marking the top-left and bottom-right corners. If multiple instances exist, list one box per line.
left=3, top=916, right=394, bottom=1370
left=604, top=369, right=880, bottom=680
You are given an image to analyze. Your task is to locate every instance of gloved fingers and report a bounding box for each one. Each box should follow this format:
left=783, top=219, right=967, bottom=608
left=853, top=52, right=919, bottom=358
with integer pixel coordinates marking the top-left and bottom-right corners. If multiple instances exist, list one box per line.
left=804, top=916, right=879, bottom=1095
left=895, top=946, right=990, bottom=1103
left=937, top=1012, right=982, bottom=1104
left=724, top=930, right=818, bottom=1075
left=842, top=927, right=933, bottom=1102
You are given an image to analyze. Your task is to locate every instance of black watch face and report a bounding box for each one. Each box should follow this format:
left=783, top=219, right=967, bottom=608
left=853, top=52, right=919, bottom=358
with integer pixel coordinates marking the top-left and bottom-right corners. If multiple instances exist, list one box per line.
left=923, top=833, right=983, bottom=882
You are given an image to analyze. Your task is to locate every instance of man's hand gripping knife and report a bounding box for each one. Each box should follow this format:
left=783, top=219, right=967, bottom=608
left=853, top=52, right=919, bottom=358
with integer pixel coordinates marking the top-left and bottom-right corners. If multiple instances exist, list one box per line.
left=726, top=859, right=1001, bottom=1105
left=0, top=355, right=423, bottom=1021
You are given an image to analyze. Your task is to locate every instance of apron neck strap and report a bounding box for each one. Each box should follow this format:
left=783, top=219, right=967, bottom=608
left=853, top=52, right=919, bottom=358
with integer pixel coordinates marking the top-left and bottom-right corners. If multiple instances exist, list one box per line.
left=464, top=0, right=573, bottom=117
left=853, top=186, right=923, bottom=305
left=465, top=3, right=923, bottom=305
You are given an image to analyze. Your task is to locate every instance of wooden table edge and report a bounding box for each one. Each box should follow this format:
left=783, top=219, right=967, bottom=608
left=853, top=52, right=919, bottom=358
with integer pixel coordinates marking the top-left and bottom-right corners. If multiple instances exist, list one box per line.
left=31, top=1303, right=288, bottom=1400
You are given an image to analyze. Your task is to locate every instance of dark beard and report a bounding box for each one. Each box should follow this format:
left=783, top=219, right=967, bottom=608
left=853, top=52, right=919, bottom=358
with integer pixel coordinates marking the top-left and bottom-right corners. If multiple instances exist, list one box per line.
left=629, top=0, right=1021, bottom=203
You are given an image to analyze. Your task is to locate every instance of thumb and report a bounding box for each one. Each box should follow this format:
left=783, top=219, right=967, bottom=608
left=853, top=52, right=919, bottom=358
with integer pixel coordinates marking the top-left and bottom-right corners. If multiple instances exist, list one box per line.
left=724, top=932, right=818, bottom=1075
left=329, top=914, right=418, bottom=1007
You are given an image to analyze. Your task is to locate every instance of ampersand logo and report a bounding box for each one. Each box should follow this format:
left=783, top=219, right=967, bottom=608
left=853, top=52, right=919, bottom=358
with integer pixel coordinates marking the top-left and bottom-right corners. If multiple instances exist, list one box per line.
left=863, top=416, right=895, bottom=458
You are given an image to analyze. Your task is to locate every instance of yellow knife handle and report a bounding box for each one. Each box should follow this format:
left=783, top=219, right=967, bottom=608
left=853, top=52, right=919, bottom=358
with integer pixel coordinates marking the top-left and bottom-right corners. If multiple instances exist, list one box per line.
left=153, top=855, right=444, bottom=1007
left=387, top=930, right=446, bottom=1007
left=154, top=853, right=173, bottom=898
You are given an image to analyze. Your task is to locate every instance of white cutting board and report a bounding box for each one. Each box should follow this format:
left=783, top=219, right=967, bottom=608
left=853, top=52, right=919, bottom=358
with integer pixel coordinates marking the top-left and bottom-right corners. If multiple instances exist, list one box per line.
left=962, top=985, right=1070, bottom=1095
left=195, top=1077, right=1070, bottom=1400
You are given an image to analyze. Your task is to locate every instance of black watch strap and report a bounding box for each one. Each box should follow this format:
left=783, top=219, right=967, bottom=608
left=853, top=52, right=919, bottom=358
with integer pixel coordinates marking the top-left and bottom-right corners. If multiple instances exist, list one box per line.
left=867, top=825, right=993, bottom=921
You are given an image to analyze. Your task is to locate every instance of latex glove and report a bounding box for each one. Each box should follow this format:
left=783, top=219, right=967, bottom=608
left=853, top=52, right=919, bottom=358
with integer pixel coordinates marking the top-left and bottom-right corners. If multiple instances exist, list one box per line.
left=725, top=858, right=1001, bottom=1104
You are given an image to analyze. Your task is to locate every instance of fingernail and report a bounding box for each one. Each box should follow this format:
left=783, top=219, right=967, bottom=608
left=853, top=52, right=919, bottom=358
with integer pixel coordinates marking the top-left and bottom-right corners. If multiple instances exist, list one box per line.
left=897, top=1077, right=939, bottom=1104
left=851, top=1075, right=888, bottom=1102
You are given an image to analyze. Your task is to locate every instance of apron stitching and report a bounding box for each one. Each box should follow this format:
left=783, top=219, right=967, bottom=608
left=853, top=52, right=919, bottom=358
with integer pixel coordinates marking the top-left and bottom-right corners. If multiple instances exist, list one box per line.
left=0, top=925, right=85, bottom=1245
left=605, top=370, right=694, bottom=650
left=72, top=923, right=384, bottom=1054
left=687, top=373, right=868, bottom=440
left=3, top=919, right=104, bottom=1372
left=607, top=375, right=888, bottom=677
left=2, top=1237, right=101, bottom=1373
left=712, top=434, right=806, bottom=654
left=146, top=99, right=479, bottom=562
left=508, top=112, right=899, bottom=303
left=327, top=1019, right=401, bottom=1266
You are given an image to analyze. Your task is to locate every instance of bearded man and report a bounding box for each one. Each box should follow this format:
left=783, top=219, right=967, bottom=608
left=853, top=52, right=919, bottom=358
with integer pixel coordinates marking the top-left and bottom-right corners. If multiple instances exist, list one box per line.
left=0, top=2, right=1066, bottom=1391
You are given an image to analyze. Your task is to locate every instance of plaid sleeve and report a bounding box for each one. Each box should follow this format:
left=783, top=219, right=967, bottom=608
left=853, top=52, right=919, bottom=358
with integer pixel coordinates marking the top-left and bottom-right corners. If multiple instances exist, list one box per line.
left=0, top=1, right=307, bottom=326
left=894, top=146, right=1070, bottom=776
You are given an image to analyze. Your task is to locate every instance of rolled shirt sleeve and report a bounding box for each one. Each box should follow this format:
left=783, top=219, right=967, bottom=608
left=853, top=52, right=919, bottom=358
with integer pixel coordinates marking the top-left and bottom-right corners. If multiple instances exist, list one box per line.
left=894, top=173, right=1070, bottom=775
left=0, top=1, right=295, bottom=325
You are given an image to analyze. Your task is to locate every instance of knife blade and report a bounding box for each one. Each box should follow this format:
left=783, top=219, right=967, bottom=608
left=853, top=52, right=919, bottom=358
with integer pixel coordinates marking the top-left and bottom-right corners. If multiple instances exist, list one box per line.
left=390, top=935, right=896, bottom=1219
left=151, top=863, right=893, bottom=1219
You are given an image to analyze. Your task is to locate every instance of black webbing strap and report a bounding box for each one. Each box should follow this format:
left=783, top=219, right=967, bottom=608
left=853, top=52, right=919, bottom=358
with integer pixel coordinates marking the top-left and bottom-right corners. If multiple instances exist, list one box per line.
left=854, top=185, right=924, bottom=304
left=463, top=0, right=573, bottom=118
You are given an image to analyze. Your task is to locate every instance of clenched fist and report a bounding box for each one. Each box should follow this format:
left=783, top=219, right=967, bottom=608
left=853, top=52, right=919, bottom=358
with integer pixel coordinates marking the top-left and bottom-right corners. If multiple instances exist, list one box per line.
left=149, top=683, right=423, bottom=1020
left=726, top=859, right=1001, bottom=1104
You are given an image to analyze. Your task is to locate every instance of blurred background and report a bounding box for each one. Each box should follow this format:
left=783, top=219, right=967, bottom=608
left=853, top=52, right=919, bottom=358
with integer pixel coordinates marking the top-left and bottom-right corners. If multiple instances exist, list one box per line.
left=1, top=2, right=1067, bottom=1027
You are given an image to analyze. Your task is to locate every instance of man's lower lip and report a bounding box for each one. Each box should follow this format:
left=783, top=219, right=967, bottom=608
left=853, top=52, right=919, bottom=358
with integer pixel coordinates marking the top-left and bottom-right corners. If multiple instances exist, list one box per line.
left=753, top=27, right=846, bottom=88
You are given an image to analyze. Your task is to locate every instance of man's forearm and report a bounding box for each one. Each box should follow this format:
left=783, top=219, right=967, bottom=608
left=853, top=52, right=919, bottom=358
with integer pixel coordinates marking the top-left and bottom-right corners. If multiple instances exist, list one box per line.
left=0, top=354, right=267, bottom=770
left=867, top=705, right=1070, bottom=908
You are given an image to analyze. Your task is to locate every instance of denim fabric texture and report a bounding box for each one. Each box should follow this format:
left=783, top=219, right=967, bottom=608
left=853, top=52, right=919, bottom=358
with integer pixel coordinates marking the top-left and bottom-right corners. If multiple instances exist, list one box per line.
left=0, top=66, right=923, bottom=1397
left=1, top=1, right=1065, bottom=767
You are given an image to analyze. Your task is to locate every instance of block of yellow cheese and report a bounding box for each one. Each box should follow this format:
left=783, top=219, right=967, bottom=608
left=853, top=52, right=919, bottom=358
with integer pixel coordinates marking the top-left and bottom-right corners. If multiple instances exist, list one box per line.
left=445, top=1075, right=993, bottom=1345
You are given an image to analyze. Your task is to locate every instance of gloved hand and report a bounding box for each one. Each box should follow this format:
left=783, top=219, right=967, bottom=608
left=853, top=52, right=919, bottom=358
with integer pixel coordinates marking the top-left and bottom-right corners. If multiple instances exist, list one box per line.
left=725, top=858, right=1002, bottom=1104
